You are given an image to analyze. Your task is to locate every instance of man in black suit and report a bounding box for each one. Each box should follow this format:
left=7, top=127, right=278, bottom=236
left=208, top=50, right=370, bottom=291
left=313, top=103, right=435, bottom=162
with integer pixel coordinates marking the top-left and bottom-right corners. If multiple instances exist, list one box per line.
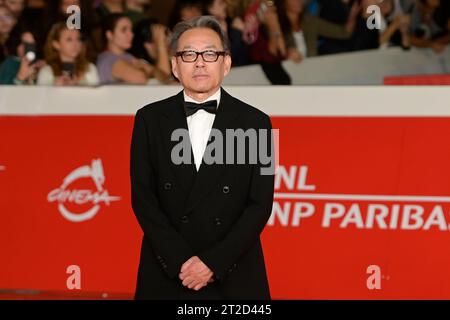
left=130, top=15, right=275, bottom=299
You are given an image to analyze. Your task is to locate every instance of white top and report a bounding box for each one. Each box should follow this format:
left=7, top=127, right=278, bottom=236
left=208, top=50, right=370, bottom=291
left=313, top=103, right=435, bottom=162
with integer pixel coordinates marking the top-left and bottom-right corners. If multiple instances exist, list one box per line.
left=184, top=88, right=221, bottom=171
left=37, top=63, right=99, bottom=86
left=292, top=30, right=308, bottom=58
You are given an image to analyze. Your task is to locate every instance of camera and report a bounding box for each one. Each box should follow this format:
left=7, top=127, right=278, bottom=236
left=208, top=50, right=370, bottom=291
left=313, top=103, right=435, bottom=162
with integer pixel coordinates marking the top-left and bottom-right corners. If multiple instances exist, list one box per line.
left=61, top=62, right=76, bottom=78
left=23, top=42, right=37, bottom=64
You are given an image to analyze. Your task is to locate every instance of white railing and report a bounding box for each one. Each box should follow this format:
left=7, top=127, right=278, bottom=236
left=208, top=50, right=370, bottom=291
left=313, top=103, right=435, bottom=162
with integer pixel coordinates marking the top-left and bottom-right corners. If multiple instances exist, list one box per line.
left=224, top=46, right=450, bottom=85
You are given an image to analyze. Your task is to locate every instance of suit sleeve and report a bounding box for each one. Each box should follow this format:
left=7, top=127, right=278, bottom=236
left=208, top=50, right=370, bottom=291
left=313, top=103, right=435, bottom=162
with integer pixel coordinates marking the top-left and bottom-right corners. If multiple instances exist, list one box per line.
left=198, top=114, right=275, bottom=280
left=130, top=109, right=194, bottom=278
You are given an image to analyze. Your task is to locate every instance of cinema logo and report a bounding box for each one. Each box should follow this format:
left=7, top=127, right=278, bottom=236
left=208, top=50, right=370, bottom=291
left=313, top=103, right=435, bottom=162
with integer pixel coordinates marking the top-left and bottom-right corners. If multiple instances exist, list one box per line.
left=268, top=165, right=450, bottom=231
left=47, top=159, right=120, bottom=222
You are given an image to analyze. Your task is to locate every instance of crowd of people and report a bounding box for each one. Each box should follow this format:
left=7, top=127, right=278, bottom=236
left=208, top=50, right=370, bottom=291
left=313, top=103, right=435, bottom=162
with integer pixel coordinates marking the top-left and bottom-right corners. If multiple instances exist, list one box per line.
left=0, top=0, right=449, bottom=85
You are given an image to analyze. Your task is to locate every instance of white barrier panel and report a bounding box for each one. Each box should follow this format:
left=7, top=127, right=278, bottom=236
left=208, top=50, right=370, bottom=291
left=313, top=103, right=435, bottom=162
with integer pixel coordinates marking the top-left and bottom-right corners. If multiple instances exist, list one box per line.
left=2, top=86, right=450, bottom=298
left=224, top=46, right=450, bottom=85
left=1, top=85, right=450, bottom=116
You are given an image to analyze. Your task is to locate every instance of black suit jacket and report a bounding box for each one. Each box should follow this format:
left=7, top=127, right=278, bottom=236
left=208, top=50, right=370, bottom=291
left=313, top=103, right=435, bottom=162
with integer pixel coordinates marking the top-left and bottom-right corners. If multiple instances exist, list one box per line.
left=130, top=88, right=275, bottom=299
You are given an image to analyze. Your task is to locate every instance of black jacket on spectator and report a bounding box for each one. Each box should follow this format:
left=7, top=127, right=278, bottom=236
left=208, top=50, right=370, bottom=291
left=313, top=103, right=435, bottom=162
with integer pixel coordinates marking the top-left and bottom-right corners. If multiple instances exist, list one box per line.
left=349, top=17, right=380, bottom=51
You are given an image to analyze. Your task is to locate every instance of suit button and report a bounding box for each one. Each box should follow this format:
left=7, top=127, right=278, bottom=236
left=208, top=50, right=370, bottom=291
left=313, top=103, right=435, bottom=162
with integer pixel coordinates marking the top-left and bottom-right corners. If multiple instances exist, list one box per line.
left=180, top=215, right=189, bottom=223
left=222, top=186, right=230, bottom=194
left=164, top=182, right=172, bottom=190
left=228, top=263, right=237, bottom=274
left=214, top=218, right=222, bottom=226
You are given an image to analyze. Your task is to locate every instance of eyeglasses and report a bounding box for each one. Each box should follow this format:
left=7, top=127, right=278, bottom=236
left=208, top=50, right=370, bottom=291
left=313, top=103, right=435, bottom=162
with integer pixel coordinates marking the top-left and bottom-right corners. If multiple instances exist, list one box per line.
left=175, top=50, right=226, bottom=63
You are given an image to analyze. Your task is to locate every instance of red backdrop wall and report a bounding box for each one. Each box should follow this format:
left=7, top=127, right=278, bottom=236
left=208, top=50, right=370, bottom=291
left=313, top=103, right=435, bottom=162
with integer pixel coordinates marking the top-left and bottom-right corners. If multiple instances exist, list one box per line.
left=2, top=115, right=450, bottom=299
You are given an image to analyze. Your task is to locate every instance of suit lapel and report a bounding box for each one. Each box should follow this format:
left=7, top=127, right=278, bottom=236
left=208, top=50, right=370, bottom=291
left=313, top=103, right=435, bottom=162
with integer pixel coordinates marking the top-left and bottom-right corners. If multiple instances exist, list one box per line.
left=183, top=88, right=241, bottom=215
left=159, top=90, right=197, bottom=193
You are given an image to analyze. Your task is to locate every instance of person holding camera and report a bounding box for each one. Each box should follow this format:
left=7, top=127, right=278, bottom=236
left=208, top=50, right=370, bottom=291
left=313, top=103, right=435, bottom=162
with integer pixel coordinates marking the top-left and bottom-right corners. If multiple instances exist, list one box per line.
left=0, top=22, right=45, bottom=84
left=37, top=22, right=99, bottom=86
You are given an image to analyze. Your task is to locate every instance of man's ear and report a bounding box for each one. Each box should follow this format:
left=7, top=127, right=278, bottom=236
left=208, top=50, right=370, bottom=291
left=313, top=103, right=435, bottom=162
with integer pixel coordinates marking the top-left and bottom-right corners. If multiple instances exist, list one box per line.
left=171, top=56, right=179, bottom=79
left=223, top=54, right=232, bottom=77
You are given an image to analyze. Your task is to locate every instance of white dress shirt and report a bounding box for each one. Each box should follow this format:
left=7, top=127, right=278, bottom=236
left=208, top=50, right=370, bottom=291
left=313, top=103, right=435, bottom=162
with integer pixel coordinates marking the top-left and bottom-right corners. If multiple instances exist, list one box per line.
left=184, top=88, right=221, bottom=171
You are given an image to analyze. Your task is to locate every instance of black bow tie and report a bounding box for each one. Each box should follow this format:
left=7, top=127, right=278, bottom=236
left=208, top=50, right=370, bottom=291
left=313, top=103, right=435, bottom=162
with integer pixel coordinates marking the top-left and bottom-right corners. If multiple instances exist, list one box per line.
left=184, top=100, right=218, bottom=117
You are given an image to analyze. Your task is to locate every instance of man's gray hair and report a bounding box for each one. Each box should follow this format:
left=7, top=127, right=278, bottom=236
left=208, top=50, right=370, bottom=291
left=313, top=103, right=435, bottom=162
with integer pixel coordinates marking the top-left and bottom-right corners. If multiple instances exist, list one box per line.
left=170, top=15, right=230, bottom=54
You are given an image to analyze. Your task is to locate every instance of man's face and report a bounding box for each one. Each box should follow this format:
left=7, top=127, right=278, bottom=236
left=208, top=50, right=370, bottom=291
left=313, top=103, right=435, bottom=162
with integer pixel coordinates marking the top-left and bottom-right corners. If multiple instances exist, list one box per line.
left=171, top=27, right=231, bottom=97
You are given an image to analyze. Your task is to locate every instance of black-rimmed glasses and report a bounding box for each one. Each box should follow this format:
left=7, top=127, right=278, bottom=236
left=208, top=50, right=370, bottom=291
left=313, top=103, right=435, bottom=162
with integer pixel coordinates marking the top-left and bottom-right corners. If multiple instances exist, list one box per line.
left=175, top=50, right=226, bottom=62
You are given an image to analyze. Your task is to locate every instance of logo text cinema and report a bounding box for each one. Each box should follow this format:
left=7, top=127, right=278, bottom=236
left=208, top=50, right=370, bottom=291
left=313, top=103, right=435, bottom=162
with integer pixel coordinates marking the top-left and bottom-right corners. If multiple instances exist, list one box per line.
left=47, top=159, right=120, bottom=222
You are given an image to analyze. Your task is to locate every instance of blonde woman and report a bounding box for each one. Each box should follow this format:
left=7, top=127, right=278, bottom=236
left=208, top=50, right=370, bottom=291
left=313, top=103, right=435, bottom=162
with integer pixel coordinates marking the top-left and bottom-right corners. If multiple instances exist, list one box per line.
left=37, top=22, right=99, bottom=86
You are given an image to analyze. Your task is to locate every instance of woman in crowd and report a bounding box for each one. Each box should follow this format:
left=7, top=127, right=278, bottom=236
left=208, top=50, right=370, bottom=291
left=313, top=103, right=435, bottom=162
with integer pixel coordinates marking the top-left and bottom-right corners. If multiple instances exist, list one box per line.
left=97, top=13, right=168, bottom=84
left=44, top=0, right=100, bottom=61
left=37, top=22, right=99, bottom=85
